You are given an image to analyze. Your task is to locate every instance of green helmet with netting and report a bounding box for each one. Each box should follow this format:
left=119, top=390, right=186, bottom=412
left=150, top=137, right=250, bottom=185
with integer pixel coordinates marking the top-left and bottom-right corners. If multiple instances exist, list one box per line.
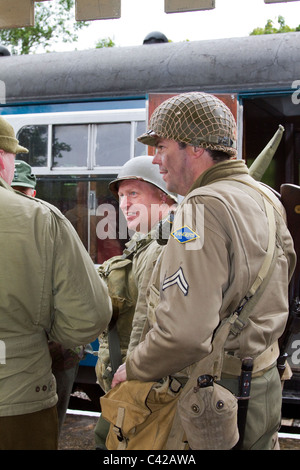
left=109, top=155, right=177, bottom=202
left=137, top=92, right=237, bottom=157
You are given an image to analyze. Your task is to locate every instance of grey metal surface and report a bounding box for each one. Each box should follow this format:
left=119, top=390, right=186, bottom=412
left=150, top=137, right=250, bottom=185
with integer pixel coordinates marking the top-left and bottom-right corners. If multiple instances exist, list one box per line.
left=1, top=32, right=299, bottom=104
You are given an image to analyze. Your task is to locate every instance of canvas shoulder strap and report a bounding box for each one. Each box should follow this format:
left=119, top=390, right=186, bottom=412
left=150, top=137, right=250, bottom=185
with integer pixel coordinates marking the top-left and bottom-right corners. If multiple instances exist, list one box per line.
left=230, top=195, right=277, bottom=336
left=188, top=179, right=278, bottom=381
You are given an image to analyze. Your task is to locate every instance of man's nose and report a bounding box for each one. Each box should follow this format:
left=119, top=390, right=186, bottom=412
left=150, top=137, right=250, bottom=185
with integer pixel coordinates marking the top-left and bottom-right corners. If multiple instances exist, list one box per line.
left=119, top=196, right=129, bottom=211
left=152, top=153, right=161, bottom=165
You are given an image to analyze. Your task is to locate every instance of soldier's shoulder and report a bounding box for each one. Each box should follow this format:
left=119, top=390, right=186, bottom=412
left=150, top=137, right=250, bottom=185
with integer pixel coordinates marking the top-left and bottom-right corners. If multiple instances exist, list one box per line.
left=33, top=197, right=65, bottom=219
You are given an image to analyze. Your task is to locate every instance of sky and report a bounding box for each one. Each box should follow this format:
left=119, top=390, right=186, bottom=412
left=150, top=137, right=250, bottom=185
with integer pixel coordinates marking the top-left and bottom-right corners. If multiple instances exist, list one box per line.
left=69, top=0, right=300, bottom=50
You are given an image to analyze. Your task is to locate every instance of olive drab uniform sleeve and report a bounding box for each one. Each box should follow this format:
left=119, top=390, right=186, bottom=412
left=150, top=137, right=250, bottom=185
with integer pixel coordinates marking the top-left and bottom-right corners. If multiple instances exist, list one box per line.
left=45, top=203, right=113, bottom=347
left=96, top=252, right=138, bottom=392
left=127, top=235, right=164, bottom=354
left=126, top=167, right=296, bottom=383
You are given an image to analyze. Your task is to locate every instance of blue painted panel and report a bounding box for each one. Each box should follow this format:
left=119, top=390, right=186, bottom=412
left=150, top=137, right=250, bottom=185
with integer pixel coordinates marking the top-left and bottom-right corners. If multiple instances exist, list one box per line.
left=0, top=98, right=146, bottom=115
left=80, top=339, right=99, bottom=367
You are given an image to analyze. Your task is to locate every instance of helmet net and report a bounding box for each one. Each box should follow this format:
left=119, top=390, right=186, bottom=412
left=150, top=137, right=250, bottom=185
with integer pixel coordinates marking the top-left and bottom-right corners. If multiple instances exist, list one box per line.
left=144, top=92, right=237, bottom=156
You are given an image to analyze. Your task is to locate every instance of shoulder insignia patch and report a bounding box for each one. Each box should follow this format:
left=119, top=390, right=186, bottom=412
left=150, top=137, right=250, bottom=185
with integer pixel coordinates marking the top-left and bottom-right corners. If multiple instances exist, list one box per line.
left=171, top=226, right=200, bottom=244
left=162, top=267, right=189, bottom=296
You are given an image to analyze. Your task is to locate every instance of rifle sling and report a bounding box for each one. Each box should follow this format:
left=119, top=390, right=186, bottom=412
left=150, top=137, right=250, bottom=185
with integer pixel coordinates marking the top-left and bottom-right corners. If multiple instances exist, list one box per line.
left=230, top=193, right=277, bottom=336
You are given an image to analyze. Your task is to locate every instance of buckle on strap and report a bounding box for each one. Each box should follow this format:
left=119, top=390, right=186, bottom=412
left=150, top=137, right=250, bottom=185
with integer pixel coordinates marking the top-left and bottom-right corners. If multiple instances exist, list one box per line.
left=231, top=316, right=247, bottom=336
left=230, top=296, right=252, bottom=336
left=169, top=377, right=183, bottom=393
left=112, top=407, right=128, bottom=449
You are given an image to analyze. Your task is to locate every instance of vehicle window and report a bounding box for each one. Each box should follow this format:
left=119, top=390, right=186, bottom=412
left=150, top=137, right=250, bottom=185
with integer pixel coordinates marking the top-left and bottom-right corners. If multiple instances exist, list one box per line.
left=95, top=122, right=130, bottom=166
left=17, top=125, right=48, bottom=167
left=135, top=120, right=147, bottom=156
left=52, top=124, right=88, bottom=168
left=36, top=176, right=127, bottom=263
left=16, top=117, right=146, bottom=170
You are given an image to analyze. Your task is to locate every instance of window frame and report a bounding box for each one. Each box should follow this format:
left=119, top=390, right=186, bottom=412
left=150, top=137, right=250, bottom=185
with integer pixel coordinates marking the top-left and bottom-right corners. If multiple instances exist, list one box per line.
left=6, top=108, right=146, bottom=175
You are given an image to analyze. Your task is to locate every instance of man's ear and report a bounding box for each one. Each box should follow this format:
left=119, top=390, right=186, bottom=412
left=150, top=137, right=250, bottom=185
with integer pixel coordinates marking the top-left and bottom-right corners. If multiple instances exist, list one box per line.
left=191, top=146, right=205, bottom=160
left=0, top=149, right=5, bottom=171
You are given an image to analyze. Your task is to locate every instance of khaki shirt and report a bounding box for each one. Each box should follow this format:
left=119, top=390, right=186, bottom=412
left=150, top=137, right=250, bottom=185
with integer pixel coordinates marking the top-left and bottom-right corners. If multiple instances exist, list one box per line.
left=96, top=229, right=163, bottom=392
left=128, top=230, right=164, bottom=353
left=126, top=160, right=296, bottom=382
left=0, top=178, right=112, bottom=416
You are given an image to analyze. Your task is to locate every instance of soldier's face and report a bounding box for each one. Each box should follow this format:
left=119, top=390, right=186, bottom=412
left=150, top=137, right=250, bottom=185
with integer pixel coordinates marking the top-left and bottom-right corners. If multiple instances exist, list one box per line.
left=118, top=179, right=169, bottom=234
left=153, top=138, right=195, bottom=196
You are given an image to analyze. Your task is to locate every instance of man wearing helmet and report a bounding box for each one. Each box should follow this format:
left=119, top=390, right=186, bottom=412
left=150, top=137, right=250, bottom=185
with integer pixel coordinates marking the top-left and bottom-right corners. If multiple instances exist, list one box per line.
left=94, top=155, right=177, bottom=448
left=112, top=93, right=296, bottom=450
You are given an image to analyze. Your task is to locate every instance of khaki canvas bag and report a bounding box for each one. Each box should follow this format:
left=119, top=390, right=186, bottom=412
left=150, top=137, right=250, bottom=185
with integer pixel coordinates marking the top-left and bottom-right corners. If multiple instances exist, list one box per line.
left=167, top=315, right=240, bottom=450
left=100, top=376, right=182, bottom=450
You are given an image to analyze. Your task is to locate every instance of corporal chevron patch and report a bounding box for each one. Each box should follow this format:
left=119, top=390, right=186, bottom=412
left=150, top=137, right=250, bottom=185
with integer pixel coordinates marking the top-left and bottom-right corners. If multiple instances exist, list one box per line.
left=162, top=267, right=189, bottom=296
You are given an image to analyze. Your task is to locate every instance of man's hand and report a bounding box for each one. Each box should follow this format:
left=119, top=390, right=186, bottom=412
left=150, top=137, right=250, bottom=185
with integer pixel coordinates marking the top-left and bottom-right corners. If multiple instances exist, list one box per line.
left=111, top=363, right=127, bottom=388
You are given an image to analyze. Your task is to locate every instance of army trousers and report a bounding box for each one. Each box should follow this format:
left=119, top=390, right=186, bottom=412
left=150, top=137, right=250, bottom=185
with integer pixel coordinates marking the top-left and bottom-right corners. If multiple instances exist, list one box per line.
left=0, top=405, right=58, bottom=450
left=94, top=412, right=110, bottom=449
left=220, top=363, right=282, bottom=450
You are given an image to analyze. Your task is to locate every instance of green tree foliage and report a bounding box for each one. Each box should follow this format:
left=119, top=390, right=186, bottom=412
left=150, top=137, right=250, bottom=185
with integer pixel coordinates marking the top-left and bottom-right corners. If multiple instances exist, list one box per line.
left=96, top=37, right=116, bottom=48
left=250, top=15, right=300, bottom=35
left=0, top=0, right=88, bottom=54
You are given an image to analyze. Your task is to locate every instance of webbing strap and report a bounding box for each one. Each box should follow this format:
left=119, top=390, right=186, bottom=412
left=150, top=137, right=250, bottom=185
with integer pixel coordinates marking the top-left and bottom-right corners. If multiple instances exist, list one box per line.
left=248, top=198, right=276, bottom=296
left=225, top=182, right=278, bottom=335
left=112, top=407, right=127, bottom=450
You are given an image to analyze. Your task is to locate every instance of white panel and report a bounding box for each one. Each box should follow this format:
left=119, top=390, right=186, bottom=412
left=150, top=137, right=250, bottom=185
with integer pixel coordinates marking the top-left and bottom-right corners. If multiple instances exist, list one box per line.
left=165, top=0, right=215, bottom=13
left=75, top=0, right=121, bottom=21
left=264, top=0, right=298, bottom=3
left=0, top=0, right=34, bottom=29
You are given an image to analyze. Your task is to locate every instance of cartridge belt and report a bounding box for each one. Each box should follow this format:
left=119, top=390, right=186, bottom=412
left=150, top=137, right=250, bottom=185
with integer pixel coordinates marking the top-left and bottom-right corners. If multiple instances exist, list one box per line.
left=222, top=341, right=279, bottom=377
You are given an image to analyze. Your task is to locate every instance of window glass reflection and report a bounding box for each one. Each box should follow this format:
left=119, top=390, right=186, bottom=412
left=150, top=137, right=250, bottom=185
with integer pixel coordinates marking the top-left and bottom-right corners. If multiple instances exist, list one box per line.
left=135, top=121, right=147, bottom=157
left=52, top=125, right=88, bottom=167
left=36, top=177, right=127, bottom=263
left=95, top=123, right=130, bottom=166
left=17, top=125, right=48, bottom=167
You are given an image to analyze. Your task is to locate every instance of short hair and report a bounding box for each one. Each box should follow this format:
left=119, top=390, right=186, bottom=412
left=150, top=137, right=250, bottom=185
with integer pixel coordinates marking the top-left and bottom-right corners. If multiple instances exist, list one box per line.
left=206, top=149, right=231, bottom=163
left=178, top=141, right=230, bottom=163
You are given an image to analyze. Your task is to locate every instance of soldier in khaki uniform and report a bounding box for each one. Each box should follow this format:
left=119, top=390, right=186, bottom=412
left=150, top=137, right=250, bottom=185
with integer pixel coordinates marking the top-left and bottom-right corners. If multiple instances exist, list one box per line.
left=0, top=116, right=112, bottom=450
left=94, top=156, right=177, bottom=448
left=112, top=93, right=296, bottom=450
left=11, top=160, right=86, bottom=435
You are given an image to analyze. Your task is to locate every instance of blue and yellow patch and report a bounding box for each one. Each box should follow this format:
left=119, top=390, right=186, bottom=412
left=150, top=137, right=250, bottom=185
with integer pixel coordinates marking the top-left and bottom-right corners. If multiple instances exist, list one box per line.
left=171, top=226, right=200, bottom=244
